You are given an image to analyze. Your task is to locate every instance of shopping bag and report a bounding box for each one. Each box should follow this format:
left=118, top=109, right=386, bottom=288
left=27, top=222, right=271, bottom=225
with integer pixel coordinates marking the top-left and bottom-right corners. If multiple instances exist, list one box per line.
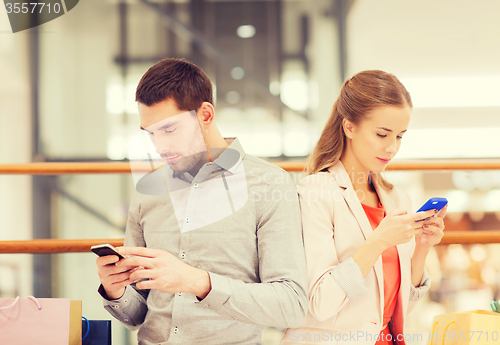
left=0, top=296, right=82, bottom=345
left=428, top=309, right=500, bottom=345
left=81, top=318, right=111, bottom=345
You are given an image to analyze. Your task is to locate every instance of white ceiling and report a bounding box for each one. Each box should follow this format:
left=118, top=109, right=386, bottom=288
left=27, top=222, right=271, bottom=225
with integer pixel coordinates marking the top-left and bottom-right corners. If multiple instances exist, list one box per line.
left=348, top=0, right=500, bottom=76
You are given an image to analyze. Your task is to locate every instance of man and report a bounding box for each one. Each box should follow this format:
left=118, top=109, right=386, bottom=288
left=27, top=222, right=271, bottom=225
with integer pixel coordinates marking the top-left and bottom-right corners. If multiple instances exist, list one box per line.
left=96, top=58, right=308, bottom=344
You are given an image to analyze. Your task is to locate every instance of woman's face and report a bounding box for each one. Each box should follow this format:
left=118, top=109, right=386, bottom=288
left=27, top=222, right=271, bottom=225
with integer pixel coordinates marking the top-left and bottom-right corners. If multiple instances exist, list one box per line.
left=344, top=105, right=411, bottom=174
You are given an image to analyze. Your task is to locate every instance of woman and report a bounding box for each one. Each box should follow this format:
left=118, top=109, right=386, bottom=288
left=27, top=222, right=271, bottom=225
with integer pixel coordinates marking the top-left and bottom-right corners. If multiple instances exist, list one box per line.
left=281, top=70, right=446, bottom=345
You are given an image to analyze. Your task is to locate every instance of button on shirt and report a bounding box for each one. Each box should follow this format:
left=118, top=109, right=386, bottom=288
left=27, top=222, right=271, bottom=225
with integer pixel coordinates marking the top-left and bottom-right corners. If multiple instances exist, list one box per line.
left=101, top=138, right=308, bottom=345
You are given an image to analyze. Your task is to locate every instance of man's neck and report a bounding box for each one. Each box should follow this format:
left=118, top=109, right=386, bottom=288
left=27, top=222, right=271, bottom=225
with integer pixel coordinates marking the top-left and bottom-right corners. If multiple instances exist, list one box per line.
left=206, top=137, right=230, bottom=161
left=186, top=137, right=231, bottom=177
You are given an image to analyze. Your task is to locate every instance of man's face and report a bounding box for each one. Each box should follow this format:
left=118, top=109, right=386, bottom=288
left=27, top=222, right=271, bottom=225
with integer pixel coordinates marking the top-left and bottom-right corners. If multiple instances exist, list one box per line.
left=139, top=99, right=207, bottom=173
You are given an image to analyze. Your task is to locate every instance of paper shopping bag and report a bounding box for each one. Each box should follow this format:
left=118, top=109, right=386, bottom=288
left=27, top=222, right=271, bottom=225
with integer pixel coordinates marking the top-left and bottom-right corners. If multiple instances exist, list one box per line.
left=428, top=309, right=500, bottom=345
left=0, top=297, right=82, bottom=345
left=82, top=319, right=111, bottom=345
left=70, top=300, right=83, bottom=345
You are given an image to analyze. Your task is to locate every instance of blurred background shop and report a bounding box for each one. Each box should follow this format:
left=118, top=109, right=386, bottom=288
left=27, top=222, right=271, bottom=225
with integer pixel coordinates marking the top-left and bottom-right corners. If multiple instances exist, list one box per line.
left=1, top=0, right=500, bottom=344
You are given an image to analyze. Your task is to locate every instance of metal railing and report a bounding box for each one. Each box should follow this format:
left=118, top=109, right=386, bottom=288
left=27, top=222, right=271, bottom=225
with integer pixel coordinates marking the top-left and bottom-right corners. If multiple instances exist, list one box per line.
left=1, top=160, right=500, bottom=253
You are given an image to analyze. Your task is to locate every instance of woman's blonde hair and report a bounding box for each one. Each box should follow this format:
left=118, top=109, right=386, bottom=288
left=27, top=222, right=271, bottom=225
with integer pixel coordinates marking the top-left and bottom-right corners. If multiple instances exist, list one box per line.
left=306, top=70, right=412, bottom=190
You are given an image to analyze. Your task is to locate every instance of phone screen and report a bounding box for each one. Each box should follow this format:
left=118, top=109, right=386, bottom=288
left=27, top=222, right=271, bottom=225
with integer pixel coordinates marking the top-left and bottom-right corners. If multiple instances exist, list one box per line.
left=91, top=245, right=125, bottom=259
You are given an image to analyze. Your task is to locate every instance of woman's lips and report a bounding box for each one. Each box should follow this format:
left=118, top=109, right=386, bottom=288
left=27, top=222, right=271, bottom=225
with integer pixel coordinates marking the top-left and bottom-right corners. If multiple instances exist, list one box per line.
left=377, top=157, right=390, bottom=164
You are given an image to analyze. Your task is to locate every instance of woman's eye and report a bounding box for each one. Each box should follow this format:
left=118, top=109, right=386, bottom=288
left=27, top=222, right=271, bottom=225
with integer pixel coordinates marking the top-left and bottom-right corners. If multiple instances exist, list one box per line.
left=397, top=136, right=403, bottom=140
left=377, top=134, right=387, bottom=138
left=164, top=128, right=176, bottom=133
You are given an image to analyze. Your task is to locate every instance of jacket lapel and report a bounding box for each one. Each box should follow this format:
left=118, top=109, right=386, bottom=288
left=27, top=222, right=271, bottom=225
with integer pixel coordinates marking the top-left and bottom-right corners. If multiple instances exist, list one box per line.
left=330, top=163, right=405, bottom=323
left=371, top=173, right=397, bottom=215
left=329, top=162, right=374, bottom=242
left=368, top=173, right=395, bottom=322
left=373, top=174, right=412, bottom=332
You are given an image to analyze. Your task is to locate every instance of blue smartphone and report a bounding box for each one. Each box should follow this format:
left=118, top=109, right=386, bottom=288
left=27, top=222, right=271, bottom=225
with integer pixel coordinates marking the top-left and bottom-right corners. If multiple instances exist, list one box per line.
left=417, top=197, right=448, bottom=213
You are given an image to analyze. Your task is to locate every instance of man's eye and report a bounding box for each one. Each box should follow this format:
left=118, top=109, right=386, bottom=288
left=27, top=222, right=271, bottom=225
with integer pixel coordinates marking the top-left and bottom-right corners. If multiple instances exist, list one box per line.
left=164, top=128, right=176, bottom=133
left=377, top=134, right=387, bottom=138
left=397, top=136, right=403, bottom=140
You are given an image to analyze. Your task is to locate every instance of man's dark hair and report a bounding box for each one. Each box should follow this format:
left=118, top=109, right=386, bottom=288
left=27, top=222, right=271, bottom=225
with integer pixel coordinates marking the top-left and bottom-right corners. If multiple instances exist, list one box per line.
left=136, top=58, right=213, bottom=111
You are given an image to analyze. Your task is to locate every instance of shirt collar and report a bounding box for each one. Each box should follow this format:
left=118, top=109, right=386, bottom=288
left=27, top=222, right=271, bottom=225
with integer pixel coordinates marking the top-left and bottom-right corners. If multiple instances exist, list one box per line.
left=213, top=137, right=245, bottom=174
left=171, top=137, right=245, bottom=182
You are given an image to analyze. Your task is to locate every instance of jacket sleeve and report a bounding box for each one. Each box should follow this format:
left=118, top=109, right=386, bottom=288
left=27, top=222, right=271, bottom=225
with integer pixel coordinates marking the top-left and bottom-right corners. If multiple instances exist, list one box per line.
left=400, top=189, right=432, bottom=314
left=298, top=175, right=369, bottom=322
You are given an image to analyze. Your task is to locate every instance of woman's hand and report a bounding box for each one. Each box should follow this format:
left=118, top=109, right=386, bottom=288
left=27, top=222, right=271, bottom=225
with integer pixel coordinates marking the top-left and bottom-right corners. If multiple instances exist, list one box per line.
left=369, top=208, right=436, bottom=251
left=354, top=208, right=436, bottom=278
left=415, top=205, right=447, bottom=248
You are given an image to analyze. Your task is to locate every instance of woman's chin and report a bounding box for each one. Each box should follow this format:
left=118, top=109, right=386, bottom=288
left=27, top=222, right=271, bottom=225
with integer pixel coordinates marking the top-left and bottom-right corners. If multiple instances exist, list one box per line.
left=369, top=166, right=386, bottom=174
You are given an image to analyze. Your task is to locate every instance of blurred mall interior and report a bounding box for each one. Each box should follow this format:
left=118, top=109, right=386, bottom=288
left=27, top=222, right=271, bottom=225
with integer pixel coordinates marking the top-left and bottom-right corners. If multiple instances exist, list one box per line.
left=1, top=0, right=500, bottom=344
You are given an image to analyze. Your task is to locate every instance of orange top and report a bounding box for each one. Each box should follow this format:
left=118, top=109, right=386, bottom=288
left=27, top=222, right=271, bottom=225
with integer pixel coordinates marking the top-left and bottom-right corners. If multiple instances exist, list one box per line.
left=362, top=203, right=401, bottom=345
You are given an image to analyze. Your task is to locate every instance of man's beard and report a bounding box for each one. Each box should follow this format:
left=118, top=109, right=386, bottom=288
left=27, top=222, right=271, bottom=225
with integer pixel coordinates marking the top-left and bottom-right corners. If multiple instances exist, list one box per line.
left=167, top=151, right=207, bottom=173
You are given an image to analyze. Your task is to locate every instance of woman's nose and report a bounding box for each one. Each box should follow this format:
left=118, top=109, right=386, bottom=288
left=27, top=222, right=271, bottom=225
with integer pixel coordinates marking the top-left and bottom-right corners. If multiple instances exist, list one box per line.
left=385, top=139, right=397, bottom=155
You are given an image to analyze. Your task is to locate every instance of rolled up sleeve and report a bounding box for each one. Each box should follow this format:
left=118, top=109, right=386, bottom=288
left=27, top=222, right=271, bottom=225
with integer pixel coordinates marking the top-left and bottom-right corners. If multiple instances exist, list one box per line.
left=99, top=192, right=149, bottom=329
left=100, top=284, right=149, bottom=330
left=331, top=257, right=369, bottom=300
left=409, top=267, right=431, bottom=301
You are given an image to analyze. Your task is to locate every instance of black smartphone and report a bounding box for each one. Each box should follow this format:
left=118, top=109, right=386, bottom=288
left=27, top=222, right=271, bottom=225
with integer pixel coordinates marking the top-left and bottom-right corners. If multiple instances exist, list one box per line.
left=91, top=243, right=125, bottom=260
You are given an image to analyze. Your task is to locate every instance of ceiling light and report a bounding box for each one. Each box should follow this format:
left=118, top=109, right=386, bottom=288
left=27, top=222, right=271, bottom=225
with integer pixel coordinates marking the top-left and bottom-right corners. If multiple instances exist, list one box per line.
left=237, top=25, right=256, bottom=38
left=231, top=67, right=245, bottom=80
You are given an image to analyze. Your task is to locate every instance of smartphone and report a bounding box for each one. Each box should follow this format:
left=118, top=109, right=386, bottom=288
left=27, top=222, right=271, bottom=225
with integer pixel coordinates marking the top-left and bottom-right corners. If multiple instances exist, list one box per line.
left=417, top=197, right=448, bottom=213
left=91, top=243, right=125, bottom=260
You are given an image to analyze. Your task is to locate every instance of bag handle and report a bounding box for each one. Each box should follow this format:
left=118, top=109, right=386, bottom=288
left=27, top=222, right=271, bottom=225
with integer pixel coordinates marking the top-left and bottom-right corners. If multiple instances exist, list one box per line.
left=430, top=320, right=456, bottom=345
left=0, top=296, right=19, bottom=310
left=82, top=316, right=90, bottom=341
left=430, top=321, right=438, bottom=345
left=442, top=321, right=455, bottom=345
left=0, top=296, right=42, bottom=310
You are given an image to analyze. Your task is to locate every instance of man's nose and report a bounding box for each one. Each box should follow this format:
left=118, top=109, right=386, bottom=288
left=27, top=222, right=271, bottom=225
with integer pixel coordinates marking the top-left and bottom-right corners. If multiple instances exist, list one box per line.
left=153, top=134, right=172, bottom=154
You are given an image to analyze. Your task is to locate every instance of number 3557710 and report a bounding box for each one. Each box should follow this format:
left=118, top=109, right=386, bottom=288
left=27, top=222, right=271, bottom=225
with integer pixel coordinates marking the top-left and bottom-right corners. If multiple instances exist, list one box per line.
left=5, top=3, right=62, bottom=14
left=443, top=331, right=499, bottom=342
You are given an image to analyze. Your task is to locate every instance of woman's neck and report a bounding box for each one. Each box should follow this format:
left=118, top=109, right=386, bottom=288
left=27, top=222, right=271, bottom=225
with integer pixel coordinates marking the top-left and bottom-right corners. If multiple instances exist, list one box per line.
left=340, top=156, right=379, bottom=206
left=340, top=155, right=371, bottom=192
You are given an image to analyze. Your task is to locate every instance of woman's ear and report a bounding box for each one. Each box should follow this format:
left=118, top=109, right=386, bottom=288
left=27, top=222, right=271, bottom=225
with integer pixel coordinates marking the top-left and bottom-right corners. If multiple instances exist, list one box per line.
left=343, top=119, right=355, bottom=139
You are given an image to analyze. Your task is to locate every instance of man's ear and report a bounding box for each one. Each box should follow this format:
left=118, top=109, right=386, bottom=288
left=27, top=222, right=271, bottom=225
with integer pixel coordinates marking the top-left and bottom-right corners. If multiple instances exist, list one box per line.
left=342, top=119, right=355, bottom=139
left=198, top=102, right=215, bottom=126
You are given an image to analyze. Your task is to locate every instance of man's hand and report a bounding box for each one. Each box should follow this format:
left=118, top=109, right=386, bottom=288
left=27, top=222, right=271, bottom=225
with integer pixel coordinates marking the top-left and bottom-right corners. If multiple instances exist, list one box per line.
left=116, top=247, right=212, bottom=299
left=96, top=255, right=137, bottom=300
